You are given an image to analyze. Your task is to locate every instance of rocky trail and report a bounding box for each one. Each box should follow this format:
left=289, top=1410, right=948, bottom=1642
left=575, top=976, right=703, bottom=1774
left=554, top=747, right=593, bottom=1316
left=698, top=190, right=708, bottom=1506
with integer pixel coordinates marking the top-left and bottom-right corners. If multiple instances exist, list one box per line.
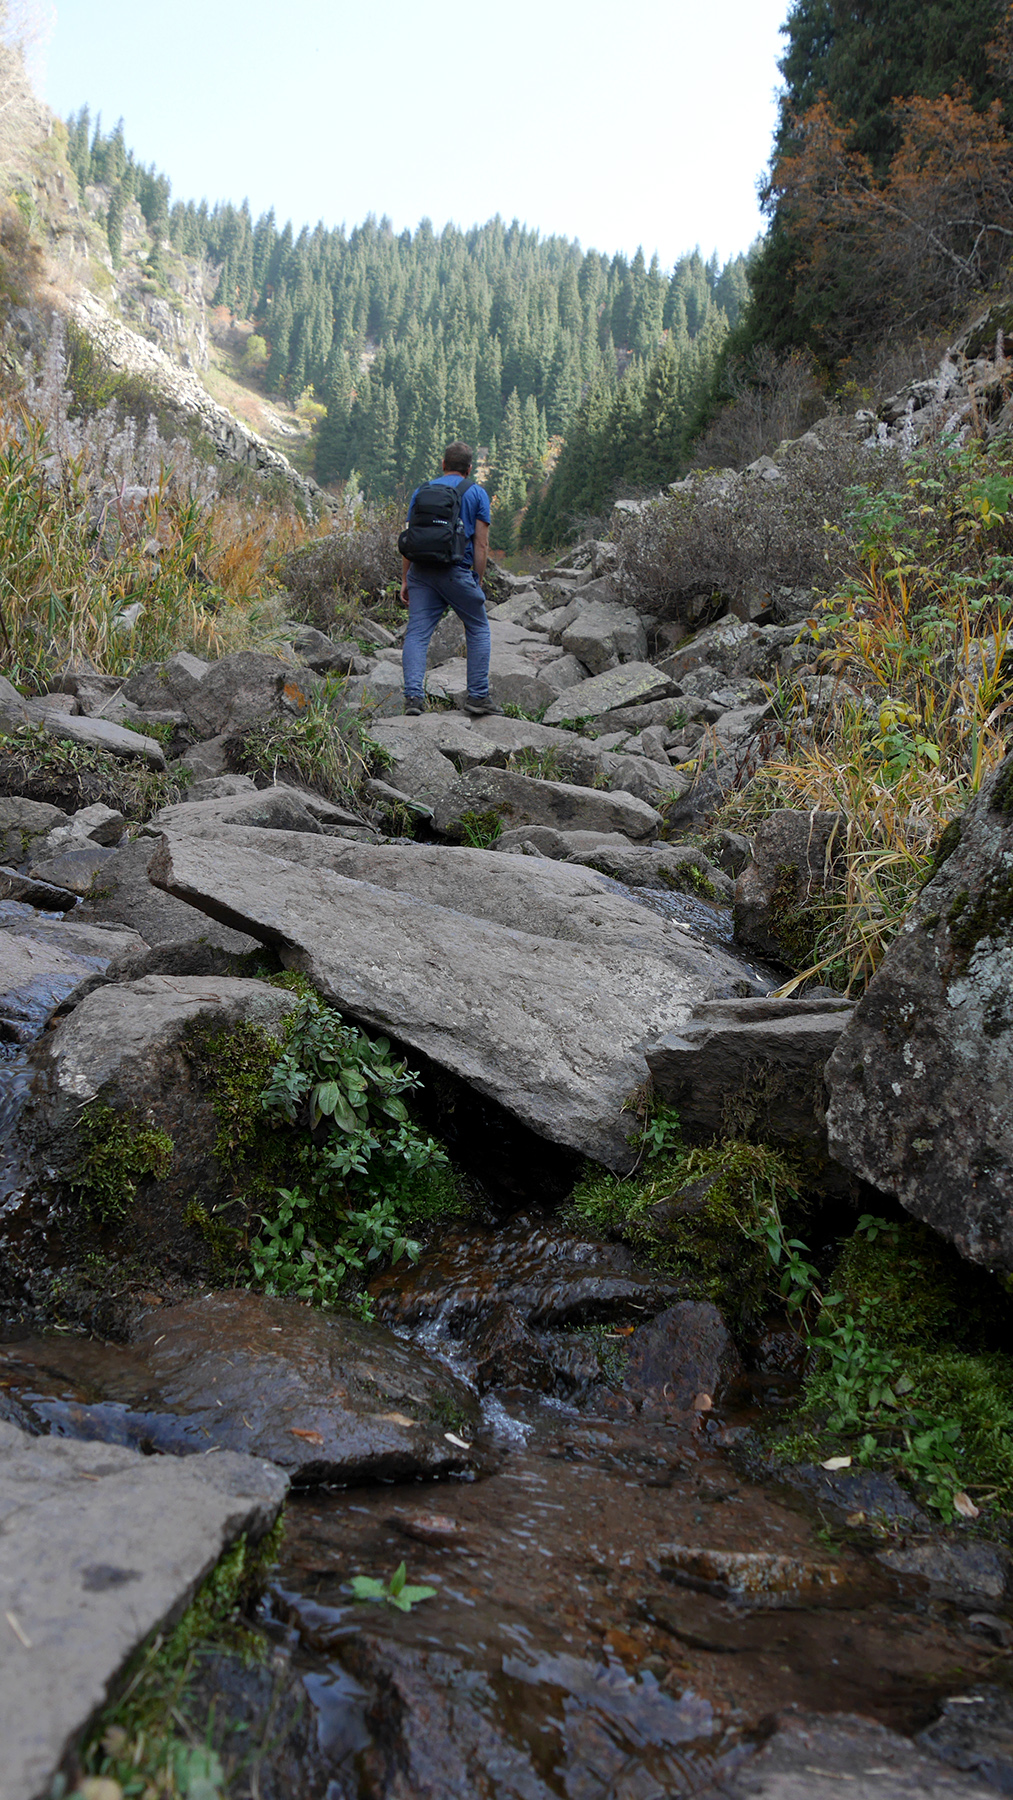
left=0, top=545, right=1012, bottom=1797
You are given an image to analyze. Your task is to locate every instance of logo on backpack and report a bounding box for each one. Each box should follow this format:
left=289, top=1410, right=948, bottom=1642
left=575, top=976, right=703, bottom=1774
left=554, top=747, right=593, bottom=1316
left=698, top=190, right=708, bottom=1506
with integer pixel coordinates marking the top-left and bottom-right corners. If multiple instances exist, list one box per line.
left=398, top=477, right=475, bottom=567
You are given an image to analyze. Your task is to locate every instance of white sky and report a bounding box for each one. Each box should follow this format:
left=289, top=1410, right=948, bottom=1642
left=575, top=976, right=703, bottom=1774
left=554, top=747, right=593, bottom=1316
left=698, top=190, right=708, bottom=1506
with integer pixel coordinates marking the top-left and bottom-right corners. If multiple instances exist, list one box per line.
left=42, top=0, right=788, bottom=270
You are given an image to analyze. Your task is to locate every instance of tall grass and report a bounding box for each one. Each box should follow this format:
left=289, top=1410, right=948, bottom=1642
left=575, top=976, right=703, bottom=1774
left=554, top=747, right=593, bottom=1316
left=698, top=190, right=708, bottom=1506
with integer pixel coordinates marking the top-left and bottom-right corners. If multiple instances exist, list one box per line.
left=721, top=439, right=1013, bottom=990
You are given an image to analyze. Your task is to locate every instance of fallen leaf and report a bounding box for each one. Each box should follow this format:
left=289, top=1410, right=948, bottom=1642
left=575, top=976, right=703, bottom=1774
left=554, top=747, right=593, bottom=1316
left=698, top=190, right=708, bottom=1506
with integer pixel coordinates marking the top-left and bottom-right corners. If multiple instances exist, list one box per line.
left=444, top=1431, right=471, bottom=1449
left=290, top=1428, right=325, bottom=1445
left=821, top=1455, right=853, bottom=1470
left=376, top=1412, right=416, bottom=1428
left=954, top=1491, right=981, bottom=1520
left=693, top=1393, right=713, bottom=1412
left=845, top=1511, right=867, bottom=1527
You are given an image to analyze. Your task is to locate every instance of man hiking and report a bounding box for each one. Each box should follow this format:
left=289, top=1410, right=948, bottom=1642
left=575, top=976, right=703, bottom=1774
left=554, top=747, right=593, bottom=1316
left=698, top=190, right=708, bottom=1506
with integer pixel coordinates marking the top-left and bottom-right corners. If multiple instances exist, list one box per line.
left=399, top=440, right=499, bottom=717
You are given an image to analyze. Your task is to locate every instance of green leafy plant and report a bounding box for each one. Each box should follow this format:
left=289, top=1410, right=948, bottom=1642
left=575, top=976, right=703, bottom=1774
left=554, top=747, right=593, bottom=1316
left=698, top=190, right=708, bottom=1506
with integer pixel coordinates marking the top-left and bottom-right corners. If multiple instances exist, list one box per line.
left=69, top=1103, right=174, bottom=1221
left=453, top=807, right=503, bottom=848
left=232, top=688, right=369, bottom=806
left=349, top=1561, right=437, bottom=1613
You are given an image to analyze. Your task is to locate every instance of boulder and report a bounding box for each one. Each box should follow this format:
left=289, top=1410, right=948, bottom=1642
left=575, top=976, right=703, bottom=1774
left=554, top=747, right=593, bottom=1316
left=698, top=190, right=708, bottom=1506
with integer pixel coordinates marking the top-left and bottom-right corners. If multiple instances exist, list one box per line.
left=369, top=712, right=506, bottom=772
left=26, top=842, right=116, bottom=895
left=120, top=651, right=210, bottom=709
left=24, top=709, right=167, bottom=768
left=431, top=767, right=662, bottom=841
left=825, top=753, right=1013, bottom=1268
left=150, top=786, right=324, bottom=836
left=0, top=1291, right=483, bottom=1485
left=542, top=663, right=677, bottom=725
left=74, top=837, right=259, bottom=952
left=597, top=751, right=685, bottom=804
left=568, top=843, right=733, bottom=900
left=0, top=867, right=78, bottom=911
left=0, top=797, right=69, bottom=866
left=721, top=1711, right=996, bottom=1799
left=662, top=617, right=764, bottom=682
left=494, top=825, right=633, bottom=858
left=0, top=915, right=145, bottom=1045
left=561, top=601, right=648, bottom=675
left=149, top=833, right=736, bottom=1169
left=538, top=653, right=591, bottom=690
left=622, top=1300, right=743, bottom=1406
left=0, top=1419, right=286, bottom=1800
left=647, top=997, right=854, bottom=1161
left=427, top=626, right=559, bottom=715
left=734, top=809, right=844, bottom=965
left=178, top=652, right=319, bottom=740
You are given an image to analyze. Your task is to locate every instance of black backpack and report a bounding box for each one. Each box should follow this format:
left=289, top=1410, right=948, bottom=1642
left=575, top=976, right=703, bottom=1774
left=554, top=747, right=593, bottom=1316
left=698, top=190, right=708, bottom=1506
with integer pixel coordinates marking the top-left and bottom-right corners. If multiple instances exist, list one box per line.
left=398, top=476, right=474, bottom=567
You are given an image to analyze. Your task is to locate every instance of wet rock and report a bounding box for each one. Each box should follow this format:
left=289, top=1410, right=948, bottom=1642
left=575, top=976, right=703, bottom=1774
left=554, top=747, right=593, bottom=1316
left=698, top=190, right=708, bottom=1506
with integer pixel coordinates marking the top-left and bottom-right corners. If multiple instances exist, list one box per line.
left=432, top=765, right=662, bottom=841
left=0, top=910, right=144, bottom=1044
left=779, top=1463, right=931, bottom=1529
left=826, top=750, right=1013, bottom=1269
left=339, top=1634, right=727, bottom=1800
left=542, top=661, right=678, bottom=725
left=74, top=836, right=258, bottom=952
left=734, top=809, right=844, bottom=965
left=0, top=1417, right=286, bottom=1800
left=647, top=997, right=854, bottom=1163
left=720, top=1709, right=1001, bottom=1797
left=151, top=832, right=721, bottom=1169
left=469, top=1300, right=558, bottom=1393
left=0, top=866, right=78, bottom=911
left=623, top=1301, right=744, bottom=1407
left=918, top=1686, right=1013, bottom=1792
left=1, top=1291, right=483, bottom=1483
left=657, top=1544, right=849, bottom=1606
left=877, top=1540, right=1012, bottom=1608
left=370, top=1217, right=682, bottom=1332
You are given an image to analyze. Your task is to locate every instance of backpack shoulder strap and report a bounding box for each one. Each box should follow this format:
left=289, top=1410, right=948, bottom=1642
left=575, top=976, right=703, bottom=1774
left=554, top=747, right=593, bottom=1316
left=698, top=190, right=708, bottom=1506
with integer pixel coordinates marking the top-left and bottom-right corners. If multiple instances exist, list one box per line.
left=454, top=475, right=475, bottom=502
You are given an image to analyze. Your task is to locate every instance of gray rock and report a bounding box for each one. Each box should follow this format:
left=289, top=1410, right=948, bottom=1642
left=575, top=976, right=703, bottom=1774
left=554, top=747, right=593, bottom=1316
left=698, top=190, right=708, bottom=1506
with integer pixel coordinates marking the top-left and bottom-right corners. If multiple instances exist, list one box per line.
left=26, top=842, right=116, bottom=895
left=561, top=600, right=648, bottom=674
left=369, top=712, right=505, bottom=772
left=26, top=710, right=167, bottom=768
left=74, top=837, right=259, bottom=952
left=877, top=1540, right=1012, bottom=1607
left=180, top=652, right=320, bottom=740
left=0, top=796, right=68, bottom=866
left=179, top=731, right=231, bottom=782
left=647, top=997, right=854, bottom=1158
left=623, top=1301, right=743, bottom=1406
left=0, top=1418, right=286, bottom=1800
left=9, top=975, right=299, bottom=1281
left=538, top=653, right=591, bottom=690
left=597, top=750, right=686, bottom=804
left=720, top=1709, right=1002, bottom=1798
left=120, top=650, right=210, bottom=709
left=918, top=1686, right=1013, bottom=1793
left=427, top=627, right=559, bottom=715
left=662, top=617, right=764, bottom=682
left=370, top=739, right=461, bottom=806
left=67, top=801, right=126, bottom=845
left=494, top=826, right=634, bottom=858
left=568, top=843, right=733, bottom=900
left=542, top=662, right=677, bottom=725
left=188, top=773, right=259, bottom=801
left=150, top=786, right=324, bottom=836
left=0, top=867, right=78, bottom=911
left=734, top=810, right=844, bottom=965
left=826, top=752, right=1013, bottom=1268
left=150, top=832, right=733, bottom=1169
left=432, top=766, right=662, bottom=841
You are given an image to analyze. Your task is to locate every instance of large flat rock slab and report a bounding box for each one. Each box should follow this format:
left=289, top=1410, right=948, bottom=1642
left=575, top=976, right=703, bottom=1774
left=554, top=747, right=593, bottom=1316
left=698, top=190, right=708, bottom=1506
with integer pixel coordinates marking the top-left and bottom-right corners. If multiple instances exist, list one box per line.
left=0, top=1418, right=286, bottom=1800
left=147, top=828, right=766, bottom=993
left=432, top=766, right=662, bottom=841
left=150, top=833, right=718, bottom=1168
left=0, top=906, right=145, bottom=1044
left=826, top=752, right=1013, bottom=1268
left=542, top=662, right=677, bottom=725
left=0, top=1291, right=483, bottom=1486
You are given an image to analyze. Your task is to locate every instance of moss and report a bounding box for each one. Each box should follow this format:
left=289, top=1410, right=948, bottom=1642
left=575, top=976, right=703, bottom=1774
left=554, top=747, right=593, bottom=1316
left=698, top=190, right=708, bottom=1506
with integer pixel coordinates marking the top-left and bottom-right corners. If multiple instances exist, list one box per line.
left=181, top=1017, right=282, bottom=1168
left=990, top=758, right=1013, bottom=816
left=927, top=817, right=962, bottom=877
left=766, top=857, right=836, bottom=972
left=833, top=1219, right=1013, bottom=1353
left=658, top=860, right=719, bottom=899
left=69, top=1103, right=174, bottom=1222
left=182, top=1199, right=241, bottom=1271
left=947, top=864, right=1013, bottom=969
left=75, top=1517, right=285, bottom=1795
left=568, top=1138, right=804, bottom=1334
left=429, top=1393, right=472, bottom=1434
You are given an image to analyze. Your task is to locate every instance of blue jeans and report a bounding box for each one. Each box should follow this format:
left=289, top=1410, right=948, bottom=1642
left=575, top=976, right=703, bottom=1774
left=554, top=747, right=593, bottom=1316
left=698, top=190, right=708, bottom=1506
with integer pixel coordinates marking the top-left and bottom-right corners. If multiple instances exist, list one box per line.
left=402, top=563, right=491, bottom=701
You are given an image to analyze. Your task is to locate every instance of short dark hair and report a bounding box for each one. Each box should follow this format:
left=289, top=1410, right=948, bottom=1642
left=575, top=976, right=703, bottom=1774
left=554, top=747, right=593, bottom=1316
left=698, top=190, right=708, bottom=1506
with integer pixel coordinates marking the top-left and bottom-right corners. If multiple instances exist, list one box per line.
left=443, top=441, right=473, bottom=474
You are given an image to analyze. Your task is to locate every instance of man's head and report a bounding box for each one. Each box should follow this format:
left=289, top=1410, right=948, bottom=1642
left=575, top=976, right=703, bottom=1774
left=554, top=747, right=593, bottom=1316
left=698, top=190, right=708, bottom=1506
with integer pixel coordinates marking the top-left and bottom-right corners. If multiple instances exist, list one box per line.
left=442, top=441, right=473, bottom=475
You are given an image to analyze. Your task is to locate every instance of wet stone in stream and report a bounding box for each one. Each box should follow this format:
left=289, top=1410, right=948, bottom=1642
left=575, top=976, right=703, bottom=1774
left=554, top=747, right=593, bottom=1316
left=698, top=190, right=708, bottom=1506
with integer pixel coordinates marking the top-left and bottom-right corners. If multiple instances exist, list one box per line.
left=269, top=1397, right=1005, bottom=1797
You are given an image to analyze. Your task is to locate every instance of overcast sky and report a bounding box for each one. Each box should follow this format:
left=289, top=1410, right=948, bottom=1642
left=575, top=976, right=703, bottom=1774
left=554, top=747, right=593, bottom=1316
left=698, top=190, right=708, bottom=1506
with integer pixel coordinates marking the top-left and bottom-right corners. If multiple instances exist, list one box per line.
left=42, top=0, right=788, bottom=271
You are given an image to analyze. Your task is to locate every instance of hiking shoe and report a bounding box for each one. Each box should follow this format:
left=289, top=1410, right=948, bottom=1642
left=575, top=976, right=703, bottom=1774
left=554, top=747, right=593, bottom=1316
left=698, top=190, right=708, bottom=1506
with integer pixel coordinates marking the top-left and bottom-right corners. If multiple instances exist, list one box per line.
left=404, top=697, right=425, bottom=716
left=463, top=694, right=502, bottom=717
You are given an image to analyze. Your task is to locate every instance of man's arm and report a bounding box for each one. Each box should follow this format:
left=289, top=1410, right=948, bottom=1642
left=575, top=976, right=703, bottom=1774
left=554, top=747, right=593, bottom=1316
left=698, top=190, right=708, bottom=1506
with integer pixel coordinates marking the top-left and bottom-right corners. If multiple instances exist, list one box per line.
left=472, top=519, right=489, bottom=586
left=400, top=556, right=410, bottom=605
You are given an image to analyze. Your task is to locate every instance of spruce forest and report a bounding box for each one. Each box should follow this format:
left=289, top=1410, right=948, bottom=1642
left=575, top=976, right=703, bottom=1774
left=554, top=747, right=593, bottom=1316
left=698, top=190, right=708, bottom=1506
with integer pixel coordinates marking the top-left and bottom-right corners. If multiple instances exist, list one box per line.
left=63, top=110, right=750, bottom=548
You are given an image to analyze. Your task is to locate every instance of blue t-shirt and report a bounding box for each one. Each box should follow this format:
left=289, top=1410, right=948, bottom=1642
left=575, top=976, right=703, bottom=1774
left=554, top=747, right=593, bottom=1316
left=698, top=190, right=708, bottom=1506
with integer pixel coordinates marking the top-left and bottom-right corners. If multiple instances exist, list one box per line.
left=407, top=473, right=491, bottom=568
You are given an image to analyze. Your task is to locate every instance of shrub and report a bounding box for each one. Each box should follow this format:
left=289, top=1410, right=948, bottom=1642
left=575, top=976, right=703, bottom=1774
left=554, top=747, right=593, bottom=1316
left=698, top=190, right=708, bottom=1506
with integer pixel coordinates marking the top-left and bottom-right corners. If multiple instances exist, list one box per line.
left=279, top=503, right=402, bottom=630
left=613, top=438, right=900, bottom=621
left=229, top=688, right=373, bottom=806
